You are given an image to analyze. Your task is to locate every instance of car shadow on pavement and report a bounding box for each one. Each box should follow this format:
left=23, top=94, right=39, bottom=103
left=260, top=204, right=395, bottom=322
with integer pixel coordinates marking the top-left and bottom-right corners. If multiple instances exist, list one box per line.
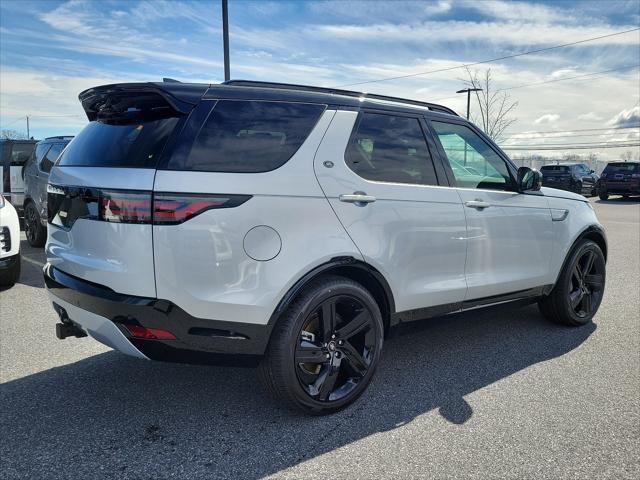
left=0, top=304, right=595, bottom=479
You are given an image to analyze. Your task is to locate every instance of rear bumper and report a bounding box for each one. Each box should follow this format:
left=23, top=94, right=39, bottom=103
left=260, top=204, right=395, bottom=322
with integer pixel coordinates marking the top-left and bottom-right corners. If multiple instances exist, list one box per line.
left=44, top=264, right=271, bottom=366
left=600, top=182, right=640, bottom=195
left=0, top=253, right=20, bottom=270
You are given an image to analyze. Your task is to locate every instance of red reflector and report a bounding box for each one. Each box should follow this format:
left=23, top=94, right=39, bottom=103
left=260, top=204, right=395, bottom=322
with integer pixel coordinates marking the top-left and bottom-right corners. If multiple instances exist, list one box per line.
left=124, top=324, right=176, bottom=340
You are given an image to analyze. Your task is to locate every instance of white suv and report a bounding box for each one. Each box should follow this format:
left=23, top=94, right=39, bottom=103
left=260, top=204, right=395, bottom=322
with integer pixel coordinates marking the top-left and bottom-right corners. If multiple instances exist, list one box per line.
left=44, top=80, right=607, bottom=414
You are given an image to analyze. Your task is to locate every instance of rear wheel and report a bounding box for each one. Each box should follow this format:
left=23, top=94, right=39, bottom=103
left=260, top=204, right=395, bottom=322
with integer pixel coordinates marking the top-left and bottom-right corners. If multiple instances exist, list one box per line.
left=259, top=275, right=384, bottom=414
left=539, top=240, right=605, bottom=326
left=599, top=191, right=609, bottom=201
left=24, top=202, right=46, bottom=247
left=0, top=253, right=21, bottom=287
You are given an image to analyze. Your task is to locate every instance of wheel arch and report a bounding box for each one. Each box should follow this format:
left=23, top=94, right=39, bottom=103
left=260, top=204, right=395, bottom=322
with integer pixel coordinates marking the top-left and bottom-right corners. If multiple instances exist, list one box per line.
left=550, top=224, right=607, bottom=292
left=269, top=256, right=396, bottom=336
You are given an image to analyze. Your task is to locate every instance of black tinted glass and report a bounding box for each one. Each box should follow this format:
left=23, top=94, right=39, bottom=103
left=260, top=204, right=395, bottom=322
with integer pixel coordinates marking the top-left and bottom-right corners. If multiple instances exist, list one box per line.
left=174, top=100, right=325, bottom=173
left=603, top=163, right=639, bottom=173
left=10, top=144, right=35, bottom=165
left=345, top=113, right=437, bottom=185
left=57, top=118, right=178, bottom=168
left=541, top=166, right=570, bottom=173
left=41, top=143, right=64, bottom=173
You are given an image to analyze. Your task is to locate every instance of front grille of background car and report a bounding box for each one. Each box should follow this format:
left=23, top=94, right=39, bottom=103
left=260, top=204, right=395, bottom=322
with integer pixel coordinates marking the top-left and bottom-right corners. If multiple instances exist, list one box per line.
left=0, top=227, right=10, bottom=253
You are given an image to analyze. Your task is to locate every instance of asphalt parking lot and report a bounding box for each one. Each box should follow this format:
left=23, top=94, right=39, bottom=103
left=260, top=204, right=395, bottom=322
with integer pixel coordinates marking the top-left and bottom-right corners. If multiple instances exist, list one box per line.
left=1, top=197, right=638, bottom=480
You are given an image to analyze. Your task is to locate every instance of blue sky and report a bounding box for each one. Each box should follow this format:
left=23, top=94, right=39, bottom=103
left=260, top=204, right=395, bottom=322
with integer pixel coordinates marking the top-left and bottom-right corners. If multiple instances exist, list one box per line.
left=0, top=0, right=639, bottom=159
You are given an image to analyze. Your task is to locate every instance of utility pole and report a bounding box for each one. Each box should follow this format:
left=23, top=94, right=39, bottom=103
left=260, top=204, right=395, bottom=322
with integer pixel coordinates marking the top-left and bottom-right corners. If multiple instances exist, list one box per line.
left=222, top=0, right=230, bottom=82
left=456, top=88, right=482, bottom=119
left=26, top=116, right=30, bottom=139
left=456, top=88, right=481, bottom=166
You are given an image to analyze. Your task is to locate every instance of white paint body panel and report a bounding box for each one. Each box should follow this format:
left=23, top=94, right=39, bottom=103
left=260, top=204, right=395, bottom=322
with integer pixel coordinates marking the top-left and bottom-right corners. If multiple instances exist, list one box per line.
left=314, top=110, right=468, bottom=311
left=46, top=167, right=157, bottom=297
left=455, top=188, right=554, bottom=299
left=153, top=110, right=363, bottom=325
left=0, top=199, right=20, bottom=258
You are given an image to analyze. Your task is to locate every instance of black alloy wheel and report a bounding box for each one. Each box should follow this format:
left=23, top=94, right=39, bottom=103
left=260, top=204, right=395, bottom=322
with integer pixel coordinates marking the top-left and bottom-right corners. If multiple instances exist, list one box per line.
left=24, top=202, right=46, bottom=247
left=539, top=240, right=606, bottom=326
left=295, top=294, right=377, bottom=402
left=259, top=275, right=384, bottom=414
left=567, top=248, right=605, bottom=319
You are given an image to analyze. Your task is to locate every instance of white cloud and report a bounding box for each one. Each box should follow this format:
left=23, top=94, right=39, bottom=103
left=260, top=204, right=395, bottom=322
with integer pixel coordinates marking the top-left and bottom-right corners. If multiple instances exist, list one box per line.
left=577, top=112, right=604, bottom=121
left=534, top=114, right=560, bottom=124
left=465, top=0, right=572, bottom=24
left=607, top=106, right=640, bottom=127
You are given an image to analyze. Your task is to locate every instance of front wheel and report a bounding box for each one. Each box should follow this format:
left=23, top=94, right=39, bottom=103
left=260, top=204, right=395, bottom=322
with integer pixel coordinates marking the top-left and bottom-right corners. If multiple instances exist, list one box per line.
left=539, top=240, right=606, bottom=326
left=259, top=275, right=384, bottom=415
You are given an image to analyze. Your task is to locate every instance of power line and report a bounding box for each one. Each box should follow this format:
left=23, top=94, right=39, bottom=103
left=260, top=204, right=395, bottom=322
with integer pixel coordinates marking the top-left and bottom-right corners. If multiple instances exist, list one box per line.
left=503, top=132, right=640, bottom=141
left=497, top=64, right=639, bottom=92
left=502, top=143, right=640, bottom=150
left=0, top=116, right=26, bottom=128
left=433, top=64, right=640, bottom=101
left=505, top=125, right=640, bottom=136
left=336, top=27, right=640, bottom=88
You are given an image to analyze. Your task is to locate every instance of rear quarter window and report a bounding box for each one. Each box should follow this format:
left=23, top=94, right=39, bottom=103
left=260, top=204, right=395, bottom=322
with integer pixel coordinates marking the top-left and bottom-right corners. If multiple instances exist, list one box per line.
left=168, top=100, right=326, bottom=173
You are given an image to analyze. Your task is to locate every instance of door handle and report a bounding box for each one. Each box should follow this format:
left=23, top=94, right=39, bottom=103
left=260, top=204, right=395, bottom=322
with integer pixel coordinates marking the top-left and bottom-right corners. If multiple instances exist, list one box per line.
left=339, top=192, right=376, bottom=206
left=464, top=199, right=490, bottom=210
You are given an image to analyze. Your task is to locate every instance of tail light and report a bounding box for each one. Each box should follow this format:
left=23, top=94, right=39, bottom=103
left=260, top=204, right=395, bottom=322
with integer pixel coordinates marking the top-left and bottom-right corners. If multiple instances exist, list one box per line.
left=153, top=193, right=251, bottom=225
left=48, top=184, right=250, bottom=228
left=100, top=190, right=152, bottom=224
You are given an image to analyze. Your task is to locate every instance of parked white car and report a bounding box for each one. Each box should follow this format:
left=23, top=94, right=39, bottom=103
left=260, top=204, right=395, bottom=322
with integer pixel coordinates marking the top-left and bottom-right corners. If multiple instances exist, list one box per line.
left=45, top=80, right=607, bottom=414
left=0, top=195, right=21, bottom=287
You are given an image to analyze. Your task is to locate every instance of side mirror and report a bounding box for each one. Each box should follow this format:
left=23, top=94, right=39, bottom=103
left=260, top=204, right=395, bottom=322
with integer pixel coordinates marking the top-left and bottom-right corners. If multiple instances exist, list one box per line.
left=590, top=169, right=595, bottom=174
left=517, top=166, right=542, bottom=192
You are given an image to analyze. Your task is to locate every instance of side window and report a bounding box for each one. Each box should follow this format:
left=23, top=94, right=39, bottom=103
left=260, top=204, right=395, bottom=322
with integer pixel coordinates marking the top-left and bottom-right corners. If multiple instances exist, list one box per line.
left=172, top=100, right=326, bottom=173
left=431, top=121, right=513, bottom=191
left=40, top=143, right=63, bottom=174
left=345, top=112, right=438, bottom=186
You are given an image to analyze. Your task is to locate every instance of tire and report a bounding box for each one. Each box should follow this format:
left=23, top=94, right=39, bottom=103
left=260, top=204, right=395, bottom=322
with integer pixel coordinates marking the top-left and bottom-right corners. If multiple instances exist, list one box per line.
left=0, top=253, right=21, bottom=287
left=574, top=181, right=583, bottom=195
left=258, top=275, right=384, bottom=415
left=599, top=191, right=609, bottom=201
left=24, top=202, right=46, bottom=248
left=538, top=240, right=605, bottom=326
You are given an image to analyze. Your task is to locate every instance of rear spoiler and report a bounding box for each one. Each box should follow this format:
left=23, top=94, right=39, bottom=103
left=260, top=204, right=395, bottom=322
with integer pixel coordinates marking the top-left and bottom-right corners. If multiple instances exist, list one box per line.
left=78, top=82, right=209, bottom=121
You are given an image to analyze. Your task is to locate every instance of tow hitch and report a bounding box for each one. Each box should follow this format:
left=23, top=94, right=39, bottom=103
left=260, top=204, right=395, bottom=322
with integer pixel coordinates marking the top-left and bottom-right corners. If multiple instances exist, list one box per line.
left=53, top=303, right=87, bottom=339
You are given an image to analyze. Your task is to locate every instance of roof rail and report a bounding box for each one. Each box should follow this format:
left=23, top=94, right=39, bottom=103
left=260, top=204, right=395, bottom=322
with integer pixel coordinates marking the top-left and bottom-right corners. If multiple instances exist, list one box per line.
left=223, top=80, right=458, bottom=116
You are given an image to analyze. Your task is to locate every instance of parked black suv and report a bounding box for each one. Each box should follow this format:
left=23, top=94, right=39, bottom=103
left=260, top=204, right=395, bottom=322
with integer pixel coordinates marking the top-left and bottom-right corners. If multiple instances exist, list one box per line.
left=540, top=163, right=599, bottom=196
left=598, top=162, right=640, bottom=200
left=22, top=136, right=74, bottom=246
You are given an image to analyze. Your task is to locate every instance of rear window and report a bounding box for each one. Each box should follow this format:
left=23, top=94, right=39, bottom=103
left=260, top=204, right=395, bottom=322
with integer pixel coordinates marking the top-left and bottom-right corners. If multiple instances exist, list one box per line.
left=541, top=165, right=570, bottom=173
left=10, top=143, right=35, bottom=165
left=169, top=100, right=325, bottom=173
left=603, top=163, right=639, bottom=173
left=57, top=118, right=178, bottom=168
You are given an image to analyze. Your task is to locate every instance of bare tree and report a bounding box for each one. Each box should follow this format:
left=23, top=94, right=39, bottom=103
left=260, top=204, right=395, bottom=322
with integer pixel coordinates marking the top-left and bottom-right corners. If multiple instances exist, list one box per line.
left=0, top=129, right=28, bottom=140
left=464, top=68, right=518, bottom=143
